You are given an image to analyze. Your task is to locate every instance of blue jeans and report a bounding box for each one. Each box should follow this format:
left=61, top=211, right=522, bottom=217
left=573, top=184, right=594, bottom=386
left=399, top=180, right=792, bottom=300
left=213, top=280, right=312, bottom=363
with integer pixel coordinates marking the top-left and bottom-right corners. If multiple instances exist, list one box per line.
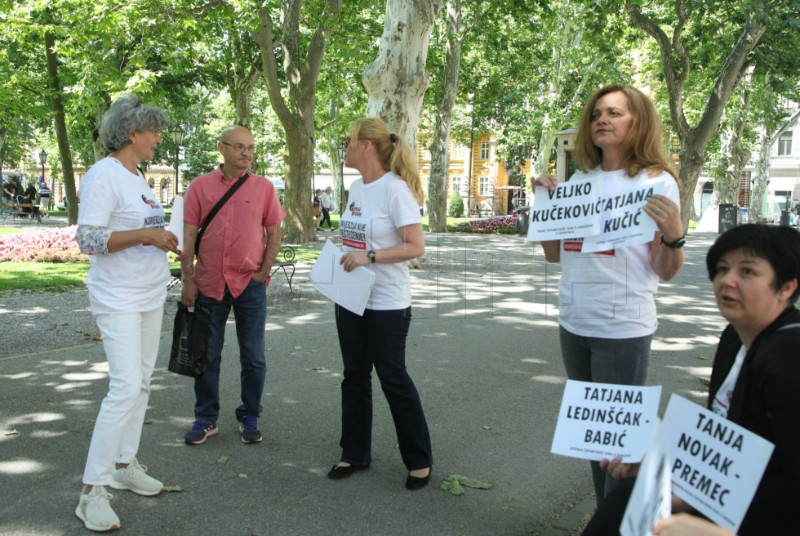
left=558, top=326, right=652, bottom=507
left=194, top=279, right=267, bottom=426
left=335, top=305, right=433, bottom=471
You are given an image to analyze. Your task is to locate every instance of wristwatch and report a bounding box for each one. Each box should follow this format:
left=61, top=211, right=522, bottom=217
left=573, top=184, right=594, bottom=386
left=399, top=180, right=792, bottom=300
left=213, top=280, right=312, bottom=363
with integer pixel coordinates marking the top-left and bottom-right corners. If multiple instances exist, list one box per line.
left=661, top=235, right=686, bottom=249
left=367, top=250, right=377, bottom=263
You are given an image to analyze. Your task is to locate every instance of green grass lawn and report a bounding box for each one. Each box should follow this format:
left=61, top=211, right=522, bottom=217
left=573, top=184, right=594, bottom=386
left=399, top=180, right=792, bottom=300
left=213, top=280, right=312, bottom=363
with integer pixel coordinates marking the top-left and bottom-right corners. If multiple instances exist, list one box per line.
left=0, top=247, right=321, bottom=293
left=0, top=262, right=89, bottom=292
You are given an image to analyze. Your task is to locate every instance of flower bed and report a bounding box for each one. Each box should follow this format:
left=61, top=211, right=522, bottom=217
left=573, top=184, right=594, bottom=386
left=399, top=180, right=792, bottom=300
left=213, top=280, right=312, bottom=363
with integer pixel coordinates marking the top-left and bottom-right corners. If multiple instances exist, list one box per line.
left=448, top=214, right=518, bottom=234
left=0, top=226, right=87, bottom=262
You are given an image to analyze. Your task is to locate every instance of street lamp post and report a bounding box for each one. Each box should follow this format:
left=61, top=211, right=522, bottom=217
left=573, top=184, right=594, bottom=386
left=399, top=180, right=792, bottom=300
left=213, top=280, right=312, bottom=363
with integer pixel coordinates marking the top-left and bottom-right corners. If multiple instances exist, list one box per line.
left=337, top=139, right=347, bottom=216
left=170, top=125, right=186, bottom=198
left=39, top=149, right=47, bottom=182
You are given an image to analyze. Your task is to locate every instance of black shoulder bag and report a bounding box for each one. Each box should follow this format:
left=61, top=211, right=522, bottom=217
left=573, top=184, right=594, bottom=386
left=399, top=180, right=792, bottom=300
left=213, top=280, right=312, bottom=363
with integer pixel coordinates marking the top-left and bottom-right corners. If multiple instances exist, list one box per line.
left=169, top=172, right=250, bottom=378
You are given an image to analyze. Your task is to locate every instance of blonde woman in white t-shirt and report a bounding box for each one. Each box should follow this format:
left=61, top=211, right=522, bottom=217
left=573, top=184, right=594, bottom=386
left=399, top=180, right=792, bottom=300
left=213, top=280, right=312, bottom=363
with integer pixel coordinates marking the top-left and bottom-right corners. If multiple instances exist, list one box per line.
left=74, top=93, right=178, bottom=531
left=328, top=117, right=433, bottom=490
left=534, top=85, right=685, bottom=505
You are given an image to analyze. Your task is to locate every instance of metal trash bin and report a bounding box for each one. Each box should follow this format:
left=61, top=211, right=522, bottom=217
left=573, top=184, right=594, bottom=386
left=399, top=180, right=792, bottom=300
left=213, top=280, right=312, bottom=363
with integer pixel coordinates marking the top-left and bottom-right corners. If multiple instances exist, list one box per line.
left=515, top=206, right=530, bottom=235
left=780, top=209, right=792, bottom=226
left=718, top=204, right=738, bottom=233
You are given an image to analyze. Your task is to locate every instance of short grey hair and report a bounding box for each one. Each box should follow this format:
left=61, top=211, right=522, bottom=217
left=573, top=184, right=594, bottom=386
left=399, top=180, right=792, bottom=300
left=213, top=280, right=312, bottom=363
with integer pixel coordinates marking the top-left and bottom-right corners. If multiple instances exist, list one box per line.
left=99, top=93, right=168, bottom=152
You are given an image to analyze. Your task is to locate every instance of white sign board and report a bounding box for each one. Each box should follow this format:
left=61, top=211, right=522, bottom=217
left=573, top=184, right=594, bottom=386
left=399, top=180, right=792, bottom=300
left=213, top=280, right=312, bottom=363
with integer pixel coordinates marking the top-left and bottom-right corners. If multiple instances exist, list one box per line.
left=662, top=394, right=774, bottom=532
left=168, top=195, right=184, bottom=253
left=551, top=380, right=662, bottom=462
left=527, top=176, right=604, bottom=241
left=620, top=420, right=672, bottom=536
left=582, top=181, right=663, bottom=253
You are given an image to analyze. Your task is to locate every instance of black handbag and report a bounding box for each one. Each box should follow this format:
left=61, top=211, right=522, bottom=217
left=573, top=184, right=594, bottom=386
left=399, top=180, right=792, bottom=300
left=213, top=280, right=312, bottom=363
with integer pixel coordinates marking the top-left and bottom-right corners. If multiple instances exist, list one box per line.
left=168, top=172, right=251, bottom=378
left=168, top=302, right=212, bottom=378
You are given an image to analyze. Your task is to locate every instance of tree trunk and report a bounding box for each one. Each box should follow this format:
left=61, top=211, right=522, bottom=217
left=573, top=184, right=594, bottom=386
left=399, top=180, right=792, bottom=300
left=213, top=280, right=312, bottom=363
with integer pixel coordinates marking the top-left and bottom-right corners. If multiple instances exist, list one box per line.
left=254, top=0, right=342, bottom=244
left=363, top=0, right=443, bottom=150
left=750, top=127, right=772, bottom=222
left=44, top=28, right=78, bottom=225
left=230, top=30, right=262, bottom=129
left=427, top=0, right=461, bottom=233
left=0, top=127, right=6, bottom=180
left=626, top=2, right=767, bottom=228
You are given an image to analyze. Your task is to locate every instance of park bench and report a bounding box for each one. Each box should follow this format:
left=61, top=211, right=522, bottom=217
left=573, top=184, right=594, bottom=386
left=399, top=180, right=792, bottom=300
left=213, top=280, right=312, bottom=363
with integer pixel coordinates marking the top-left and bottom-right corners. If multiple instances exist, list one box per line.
left=8, top=198, right=42, bottom=224
left=167, top=245, right=296, bottom=293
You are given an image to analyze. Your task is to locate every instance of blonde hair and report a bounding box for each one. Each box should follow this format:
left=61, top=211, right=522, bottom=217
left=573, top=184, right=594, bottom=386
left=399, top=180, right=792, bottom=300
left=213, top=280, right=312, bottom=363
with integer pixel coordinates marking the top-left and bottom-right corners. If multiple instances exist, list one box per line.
left=349, top=117, right=425, bottom=204
left=574, top=85, right=678, bottom=185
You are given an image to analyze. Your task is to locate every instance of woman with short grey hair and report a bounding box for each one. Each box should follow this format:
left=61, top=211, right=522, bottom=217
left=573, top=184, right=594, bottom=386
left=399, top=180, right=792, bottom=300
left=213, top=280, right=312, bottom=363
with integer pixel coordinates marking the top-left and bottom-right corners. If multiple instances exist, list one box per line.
left=73, top=93, right=178, bottom=532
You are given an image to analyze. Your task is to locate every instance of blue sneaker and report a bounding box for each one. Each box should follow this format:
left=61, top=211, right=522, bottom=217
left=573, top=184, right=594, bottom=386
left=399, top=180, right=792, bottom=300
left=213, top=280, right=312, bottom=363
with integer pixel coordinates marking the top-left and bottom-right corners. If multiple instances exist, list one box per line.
left=184, top=422, right=218, bottom=445
left=239, top=416, right=263, bottom=444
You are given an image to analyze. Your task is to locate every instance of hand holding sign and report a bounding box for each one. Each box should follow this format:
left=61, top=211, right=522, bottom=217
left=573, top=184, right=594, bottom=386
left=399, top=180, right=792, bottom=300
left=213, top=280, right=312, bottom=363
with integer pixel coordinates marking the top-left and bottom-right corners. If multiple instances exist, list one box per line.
left=643, top=194, right=683, bottom=243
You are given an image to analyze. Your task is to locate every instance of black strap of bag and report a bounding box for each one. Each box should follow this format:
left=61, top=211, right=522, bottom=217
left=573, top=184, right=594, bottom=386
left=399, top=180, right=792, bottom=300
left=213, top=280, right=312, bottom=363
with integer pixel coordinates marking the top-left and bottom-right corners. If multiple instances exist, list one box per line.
left=195, top=172, right=250, bottom=255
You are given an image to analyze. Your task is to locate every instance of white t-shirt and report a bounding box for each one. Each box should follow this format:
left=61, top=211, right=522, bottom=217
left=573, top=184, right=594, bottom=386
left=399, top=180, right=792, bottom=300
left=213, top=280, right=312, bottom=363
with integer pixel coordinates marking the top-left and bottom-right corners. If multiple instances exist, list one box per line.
left=558, top=167, right=681, bottom=338
left=711, top=345, right=746, bottom=417
left=320, top=192, right=332, bottom=210
left=78, top=157, right=169, bottom=311
left=340, top=172, right=421, bottom=310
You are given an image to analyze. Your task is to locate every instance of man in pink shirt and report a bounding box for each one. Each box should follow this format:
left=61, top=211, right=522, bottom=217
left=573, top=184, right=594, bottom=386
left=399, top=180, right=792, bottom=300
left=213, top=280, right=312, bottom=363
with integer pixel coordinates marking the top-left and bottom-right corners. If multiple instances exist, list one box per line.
left=181, top=125, right=285, bottom=445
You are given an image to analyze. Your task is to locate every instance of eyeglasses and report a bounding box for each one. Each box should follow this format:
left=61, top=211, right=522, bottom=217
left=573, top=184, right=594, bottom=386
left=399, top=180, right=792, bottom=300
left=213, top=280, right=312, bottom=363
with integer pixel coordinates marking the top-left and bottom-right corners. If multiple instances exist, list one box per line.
left=221, top=141, right=256, bottom=153
left=342, top=137, right=373, bottom=149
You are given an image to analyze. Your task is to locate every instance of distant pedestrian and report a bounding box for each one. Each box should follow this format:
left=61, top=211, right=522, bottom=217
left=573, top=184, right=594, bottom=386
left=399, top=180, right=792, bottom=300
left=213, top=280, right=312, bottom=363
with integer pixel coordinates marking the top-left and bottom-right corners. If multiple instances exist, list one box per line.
left=328, top=117, right=433, bottom=490
left=38, top=179, right=51, bottom=217
left=320, top=186, right=334, bottom=229
left=2, top=177, right=15, bottom=218
left=313, top=188, right=323, bottom=230
left=181, top=125, right=285, bottom=447
left=74, top=92, right=177, bottom=532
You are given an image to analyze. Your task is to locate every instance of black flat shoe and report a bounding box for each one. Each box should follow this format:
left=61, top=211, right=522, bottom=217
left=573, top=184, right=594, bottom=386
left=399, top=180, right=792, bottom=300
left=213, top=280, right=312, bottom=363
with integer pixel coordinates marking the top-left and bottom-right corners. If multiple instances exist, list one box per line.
left=327, top=463, right=369, bottom=480
left=405, top=470, right=431, bottom=491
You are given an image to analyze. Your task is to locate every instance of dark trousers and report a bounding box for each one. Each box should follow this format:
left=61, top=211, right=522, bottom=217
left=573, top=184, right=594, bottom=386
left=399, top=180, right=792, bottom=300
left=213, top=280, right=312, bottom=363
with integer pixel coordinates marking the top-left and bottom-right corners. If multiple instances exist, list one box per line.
left=320, top=207, right=332, bottom=227
left=335, top=305, right=433, bottom=470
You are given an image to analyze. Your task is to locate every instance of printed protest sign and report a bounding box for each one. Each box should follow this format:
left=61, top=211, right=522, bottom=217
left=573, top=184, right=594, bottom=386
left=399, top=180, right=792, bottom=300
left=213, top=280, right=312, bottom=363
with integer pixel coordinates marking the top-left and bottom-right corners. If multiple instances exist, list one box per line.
left=582, top=181, right=663, bottom=253
left=551, top=380, right=661, bottom=462
left=620, top=420, right=671, bottom=536
left=527, top=175, right=604, bottom=241
left=662, top=395, right=774, bottom=532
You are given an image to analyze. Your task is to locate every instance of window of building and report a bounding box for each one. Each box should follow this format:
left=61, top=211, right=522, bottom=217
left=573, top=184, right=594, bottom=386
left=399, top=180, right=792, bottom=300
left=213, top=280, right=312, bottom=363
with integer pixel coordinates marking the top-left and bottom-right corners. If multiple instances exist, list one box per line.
left=478, top=176, right=490, bottom=196
left=480, top=142, right=489, bottom=160
left=451, top=176, right=462, bottom=193
left=778, top=131, right=793, bottom=156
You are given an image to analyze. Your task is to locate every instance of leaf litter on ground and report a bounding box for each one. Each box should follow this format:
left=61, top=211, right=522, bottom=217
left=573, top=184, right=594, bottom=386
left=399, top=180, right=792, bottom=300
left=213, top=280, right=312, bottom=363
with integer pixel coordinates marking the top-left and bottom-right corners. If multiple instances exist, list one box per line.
left=441, top=474, right=493, bottom=495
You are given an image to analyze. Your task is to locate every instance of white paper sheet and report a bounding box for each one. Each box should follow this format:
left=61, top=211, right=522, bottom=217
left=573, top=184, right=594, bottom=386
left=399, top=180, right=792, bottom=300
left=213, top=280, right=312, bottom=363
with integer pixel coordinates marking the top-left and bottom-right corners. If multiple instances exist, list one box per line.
left=662, top=394, right=774, bottom=532
left=310, top=239, right=376, bottom=316
left=550, top=380, right=662, bottom=462
left=168, top=195, right=184, bottom=253
left=620, top=420, right=672, bottom=536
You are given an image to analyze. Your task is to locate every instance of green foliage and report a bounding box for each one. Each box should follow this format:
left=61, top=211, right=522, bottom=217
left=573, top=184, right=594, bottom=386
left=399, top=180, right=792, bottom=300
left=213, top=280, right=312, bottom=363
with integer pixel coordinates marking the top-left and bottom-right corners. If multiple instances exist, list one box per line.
left=448, top=192, right=464, bottom=217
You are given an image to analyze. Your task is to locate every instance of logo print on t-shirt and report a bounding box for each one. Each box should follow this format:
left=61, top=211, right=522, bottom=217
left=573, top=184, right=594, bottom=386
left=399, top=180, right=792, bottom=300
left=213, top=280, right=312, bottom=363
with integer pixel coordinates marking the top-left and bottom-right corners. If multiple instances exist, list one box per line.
left=349, top=202, right=362, bottom=217
left=141, top=194, right=159, bottom=209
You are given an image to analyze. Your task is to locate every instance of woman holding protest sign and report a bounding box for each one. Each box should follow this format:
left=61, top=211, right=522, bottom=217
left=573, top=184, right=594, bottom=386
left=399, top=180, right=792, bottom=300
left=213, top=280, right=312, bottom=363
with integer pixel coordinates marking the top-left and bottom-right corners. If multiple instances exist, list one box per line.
left=583, top=224, right=800, bottom=535
left=533, top=85, right=684, bottom=504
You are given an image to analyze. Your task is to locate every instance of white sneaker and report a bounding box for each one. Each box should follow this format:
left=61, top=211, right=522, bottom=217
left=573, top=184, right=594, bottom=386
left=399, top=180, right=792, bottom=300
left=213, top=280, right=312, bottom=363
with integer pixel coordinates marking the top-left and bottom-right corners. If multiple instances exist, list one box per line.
left=75, top=486, right=120, bottom=532
left=109, top=458, right=164, bottom=496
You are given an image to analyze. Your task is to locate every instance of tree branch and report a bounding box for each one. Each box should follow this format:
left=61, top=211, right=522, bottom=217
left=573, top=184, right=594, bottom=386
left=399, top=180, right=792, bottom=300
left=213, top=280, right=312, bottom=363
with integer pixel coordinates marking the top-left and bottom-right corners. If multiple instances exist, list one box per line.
left=254, top=7, right=293, bottom=129
left=625, top=1, right=689, bottom=137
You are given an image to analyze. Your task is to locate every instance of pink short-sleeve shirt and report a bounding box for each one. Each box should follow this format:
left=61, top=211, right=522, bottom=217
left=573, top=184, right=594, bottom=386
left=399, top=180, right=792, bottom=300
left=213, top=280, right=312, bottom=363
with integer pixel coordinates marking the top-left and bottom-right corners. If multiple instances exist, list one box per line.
left=184, top=167, right=285, bottom=299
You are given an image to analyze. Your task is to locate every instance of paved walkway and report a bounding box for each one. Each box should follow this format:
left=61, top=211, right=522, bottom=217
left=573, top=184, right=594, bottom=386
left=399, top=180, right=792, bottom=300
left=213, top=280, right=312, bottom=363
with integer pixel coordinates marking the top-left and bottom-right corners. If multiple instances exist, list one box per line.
left=0, top=231, right=724, bottom=535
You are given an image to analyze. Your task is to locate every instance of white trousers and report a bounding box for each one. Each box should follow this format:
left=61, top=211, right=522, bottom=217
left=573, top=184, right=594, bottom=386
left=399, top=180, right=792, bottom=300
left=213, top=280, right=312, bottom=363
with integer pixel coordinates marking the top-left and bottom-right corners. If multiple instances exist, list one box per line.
left=82, top=304, right=163, bottom=485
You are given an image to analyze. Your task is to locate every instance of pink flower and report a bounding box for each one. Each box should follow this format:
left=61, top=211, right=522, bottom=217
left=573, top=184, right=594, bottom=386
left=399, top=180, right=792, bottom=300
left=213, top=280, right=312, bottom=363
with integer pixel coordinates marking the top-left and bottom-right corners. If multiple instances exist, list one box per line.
left=0, top=226, right=88, bottom=262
